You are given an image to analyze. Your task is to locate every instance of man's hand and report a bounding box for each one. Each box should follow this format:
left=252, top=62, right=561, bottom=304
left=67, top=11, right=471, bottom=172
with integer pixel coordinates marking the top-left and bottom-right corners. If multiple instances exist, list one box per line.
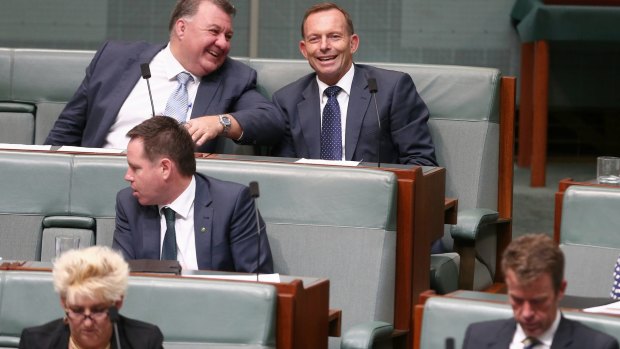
left=184, top=114, right=241, bottom=146
left=185, top=116, right=224, bottom=146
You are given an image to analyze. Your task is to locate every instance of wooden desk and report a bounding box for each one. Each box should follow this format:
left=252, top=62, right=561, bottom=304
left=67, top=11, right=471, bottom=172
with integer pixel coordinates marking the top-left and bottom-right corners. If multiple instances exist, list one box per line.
left=0, top=262, right=333, bottom=349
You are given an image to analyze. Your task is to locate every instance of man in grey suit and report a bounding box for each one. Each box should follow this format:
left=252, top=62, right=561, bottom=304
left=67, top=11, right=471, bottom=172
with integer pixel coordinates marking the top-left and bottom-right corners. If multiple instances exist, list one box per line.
left=271, top=2, right=436, bottom=166
left=45, top=0, right=282, bottom=152
left=112, top=116, right=273, bottom=273
left=462, top=234, right=619, bottom=349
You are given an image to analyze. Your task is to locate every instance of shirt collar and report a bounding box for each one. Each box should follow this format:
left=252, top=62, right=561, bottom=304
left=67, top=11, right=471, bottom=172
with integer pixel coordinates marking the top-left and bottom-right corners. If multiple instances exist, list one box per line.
left=159, top=175, right=196, bottom=219
left=316, top=63, right=355, bottom=98
left=162, top=43, right=199, bottom=82
left=514, top=310, right=562, bottom=347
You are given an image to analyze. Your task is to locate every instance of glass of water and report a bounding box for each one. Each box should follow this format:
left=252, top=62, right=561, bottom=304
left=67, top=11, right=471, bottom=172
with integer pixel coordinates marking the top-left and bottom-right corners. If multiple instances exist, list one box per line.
left=597, top=156, right=620, bottom=185
left=55, top=236, right=80, bottom=257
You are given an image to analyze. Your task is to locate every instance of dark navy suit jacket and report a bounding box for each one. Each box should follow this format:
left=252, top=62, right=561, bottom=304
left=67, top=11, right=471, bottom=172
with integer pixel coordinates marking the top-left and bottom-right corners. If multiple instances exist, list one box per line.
left=112, top=173, right=274, bottom=273
left=45, top=41, right=283, bottom=152
left=271, top=64, right=437, bottom=166
left=462, top=316, right=619, bottom=349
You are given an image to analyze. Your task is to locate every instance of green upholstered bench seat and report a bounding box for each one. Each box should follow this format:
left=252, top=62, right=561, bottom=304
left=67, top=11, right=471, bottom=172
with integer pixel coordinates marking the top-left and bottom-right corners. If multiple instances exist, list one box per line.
left=0, top=270, right=276, bottom=348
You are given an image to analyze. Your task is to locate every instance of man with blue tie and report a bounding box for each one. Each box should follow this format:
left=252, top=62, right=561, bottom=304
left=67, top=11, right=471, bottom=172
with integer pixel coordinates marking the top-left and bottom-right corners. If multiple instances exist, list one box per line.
left=462, top=234, right=618, bottom=349
left=112, top=115, right=273, bottom=273
left=271, top=2, right=437, bottom=166
left=45, top=0, right=282, bottom=153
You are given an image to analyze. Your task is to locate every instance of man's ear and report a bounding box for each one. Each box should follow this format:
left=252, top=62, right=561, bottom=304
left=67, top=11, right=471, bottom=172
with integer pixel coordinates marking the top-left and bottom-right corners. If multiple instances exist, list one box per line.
left=173, top=18, right=187, bottom=39
left=160, top=158, right=173, bottom=180
left=299, top=40, right=309, bottom=59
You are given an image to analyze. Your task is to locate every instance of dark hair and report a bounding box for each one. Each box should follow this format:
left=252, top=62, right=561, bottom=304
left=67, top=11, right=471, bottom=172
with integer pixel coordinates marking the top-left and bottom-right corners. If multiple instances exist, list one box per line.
left=301, top=2, right=354, bottom=38
left=501, top=234, right=564, bottom=292
left=169, top=0, right=236, bottom=32
left=126, top=116, right=196, bottom=177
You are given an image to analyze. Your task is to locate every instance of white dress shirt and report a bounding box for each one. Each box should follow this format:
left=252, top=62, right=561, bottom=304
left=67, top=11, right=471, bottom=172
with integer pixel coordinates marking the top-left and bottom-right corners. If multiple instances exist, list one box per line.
left=509, top=310, right=561, bottom=349
left=158, top=176, right=198, bottom=270
left=316, top=64, right=355, bottom=161
left=104, top=43, right=200, bottom=149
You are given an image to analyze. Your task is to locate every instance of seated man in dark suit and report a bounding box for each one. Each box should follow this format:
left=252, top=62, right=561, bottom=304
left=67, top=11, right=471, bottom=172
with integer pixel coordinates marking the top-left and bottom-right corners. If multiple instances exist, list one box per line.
left=462, top=234, right=619, bottom=349
left=271, top=2, right=437, bottom=166
left=45, top=0, right=283, bottom=153
left=112, top=116, right=273, bottom=273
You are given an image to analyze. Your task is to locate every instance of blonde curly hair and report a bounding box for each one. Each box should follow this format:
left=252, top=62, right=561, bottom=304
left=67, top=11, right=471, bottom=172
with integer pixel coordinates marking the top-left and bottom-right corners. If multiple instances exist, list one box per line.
left=53, top=246, right=129, bottom=304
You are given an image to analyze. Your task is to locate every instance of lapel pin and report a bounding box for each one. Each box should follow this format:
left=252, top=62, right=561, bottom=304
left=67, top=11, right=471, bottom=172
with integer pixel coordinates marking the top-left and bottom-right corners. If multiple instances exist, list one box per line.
left=200, top=227, right=207, bottom=233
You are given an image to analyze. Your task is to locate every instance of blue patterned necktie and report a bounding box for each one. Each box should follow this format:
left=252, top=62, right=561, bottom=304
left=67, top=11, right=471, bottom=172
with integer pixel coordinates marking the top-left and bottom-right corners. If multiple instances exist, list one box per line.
left=161, top=207, right=177, bottom=260
left=320, top=86, right=343, bottom=160
left=164, top=72, right=193, bottom=123
left=611, top=254, right=620, bottom=299
left=522, top=336, right=541, bottom=349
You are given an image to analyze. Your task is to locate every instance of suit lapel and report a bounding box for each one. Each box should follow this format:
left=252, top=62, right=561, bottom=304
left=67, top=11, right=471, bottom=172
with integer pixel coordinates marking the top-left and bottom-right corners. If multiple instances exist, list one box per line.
left=141, top=205, right=162, bottom=259
left=96, top=44, right=165, bottom=146
left=345, top=66, right=372, bottom=160
left=191, top=63, right=223, bottom=118
left=298, top=80, right=322, bottom=159
left=550, top=316, right=573, bottom=349
left=488, top=318, right=518, bottom=349
left=193, top=175, right=214, bottom=270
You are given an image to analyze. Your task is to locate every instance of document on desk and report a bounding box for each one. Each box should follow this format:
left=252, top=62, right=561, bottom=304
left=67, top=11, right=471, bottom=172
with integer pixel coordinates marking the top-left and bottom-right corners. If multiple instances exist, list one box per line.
left=183, top=273, right=281, bottom=283
left=583, top=301, right=620, bottom=315
left=57, top=146, right=125, bottom=154
left=0, top=143, right=52, bottom=151
left=296, top=158, right=360, bottom=167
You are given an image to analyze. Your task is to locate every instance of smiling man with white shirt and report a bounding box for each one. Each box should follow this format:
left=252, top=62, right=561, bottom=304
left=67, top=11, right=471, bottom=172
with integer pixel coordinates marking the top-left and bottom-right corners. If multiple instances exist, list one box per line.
left=45, top=0, right=283, bottom=153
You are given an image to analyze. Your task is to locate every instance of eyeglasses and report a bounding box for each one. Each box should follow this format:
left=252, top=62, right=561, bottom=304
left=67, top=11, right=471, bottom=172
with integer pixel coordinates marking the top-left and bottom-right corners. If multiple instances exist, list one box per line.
left=65, top=306, right=110, bottom=322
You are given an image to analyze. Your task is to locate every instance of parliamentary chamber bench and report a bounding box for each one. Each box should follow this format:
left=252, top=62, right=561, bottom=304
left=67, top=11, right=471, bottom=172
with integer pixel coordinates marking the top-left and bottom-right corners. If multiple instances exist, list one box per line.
left=0, top=150, right=399, bottom=349
left=0, top=47, right=517, bottom=349
left=0, top=269, right=278, bottom=349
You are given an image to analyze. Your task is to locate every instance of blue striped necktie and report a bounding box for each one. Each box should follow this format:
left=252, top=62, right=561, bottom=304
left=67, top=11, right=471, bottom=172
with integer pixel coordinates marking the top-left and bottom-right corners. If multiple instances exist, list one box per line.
left=164, top=72, right=193, bottom=123
left=611, top=254, right=620, bottom=299
left=320, top=86, right=343, bottom=160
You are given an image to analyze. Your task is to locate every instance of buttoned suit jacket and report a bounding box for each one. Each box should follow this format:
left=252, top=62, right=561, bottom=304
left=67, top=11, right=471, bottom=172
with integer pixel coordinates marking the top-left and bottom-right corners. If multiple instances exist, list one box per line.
left=271, top=64, right=437, bottom=166
left=112, top=173, right=274, bottom=273
left=45, top=40, right=283, bottom=152
left=461, top=316, right=619, bottom=349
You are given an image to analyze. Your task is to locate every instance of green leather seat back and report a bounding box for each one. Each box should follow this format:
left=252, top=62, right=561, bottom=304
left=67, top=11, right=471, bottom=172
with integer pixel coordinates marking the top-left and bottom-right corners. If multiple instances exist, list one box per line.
left=560, top=185, right=620, bottom=297
left=195, top=159, right=398, bottom=348
left=0, top=151, right=73, bottom=260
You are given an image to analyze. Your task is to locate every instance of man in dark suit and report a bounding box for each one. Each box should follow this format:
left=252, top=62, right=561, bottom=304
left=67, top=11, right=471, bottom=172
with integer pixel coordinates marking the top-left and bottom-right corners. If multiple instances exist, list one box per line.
left=462, top=234, right=619, bottom=349
left=112, top=116, right=273, bottom=273
left=45, top=0, right=282, bottom=153
left=271, top=2, right=436, bottom=166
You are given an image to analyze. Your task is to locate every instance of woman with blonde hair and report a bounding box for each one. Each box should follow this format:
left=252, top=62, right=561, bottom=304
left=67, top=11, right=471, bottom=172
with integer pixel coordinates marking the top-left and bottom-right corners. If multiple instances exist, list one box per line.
left=19, top=246, right=163, bottom=349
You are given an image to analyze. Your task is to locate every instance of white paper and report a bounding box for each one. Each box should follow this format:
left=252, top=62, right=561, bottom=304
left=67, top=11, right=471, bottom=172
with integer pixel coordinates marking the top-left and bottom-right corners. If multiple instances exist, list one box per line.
left=0, top=143, right=52, bottom=151
left=57, top=146, right=125, bottom=154
left=182, top=273, right=281, bottom=283
left=295, top=158, right=360, bottom=167
left=583, top=301, right=620, bottom=315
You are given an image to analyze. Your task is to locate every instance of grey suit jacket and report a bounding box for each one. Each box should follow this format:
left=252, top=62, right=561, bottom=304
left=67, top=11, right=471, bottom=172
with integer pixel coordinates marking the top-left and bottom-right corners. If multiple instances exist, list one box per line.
left=45, top=40, right=283, bottom=152
left=271, top=64, right=437, bottom=166
left=112, top=173, right=274, bottom=273
left=462, top=316, right=619, bottom=349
